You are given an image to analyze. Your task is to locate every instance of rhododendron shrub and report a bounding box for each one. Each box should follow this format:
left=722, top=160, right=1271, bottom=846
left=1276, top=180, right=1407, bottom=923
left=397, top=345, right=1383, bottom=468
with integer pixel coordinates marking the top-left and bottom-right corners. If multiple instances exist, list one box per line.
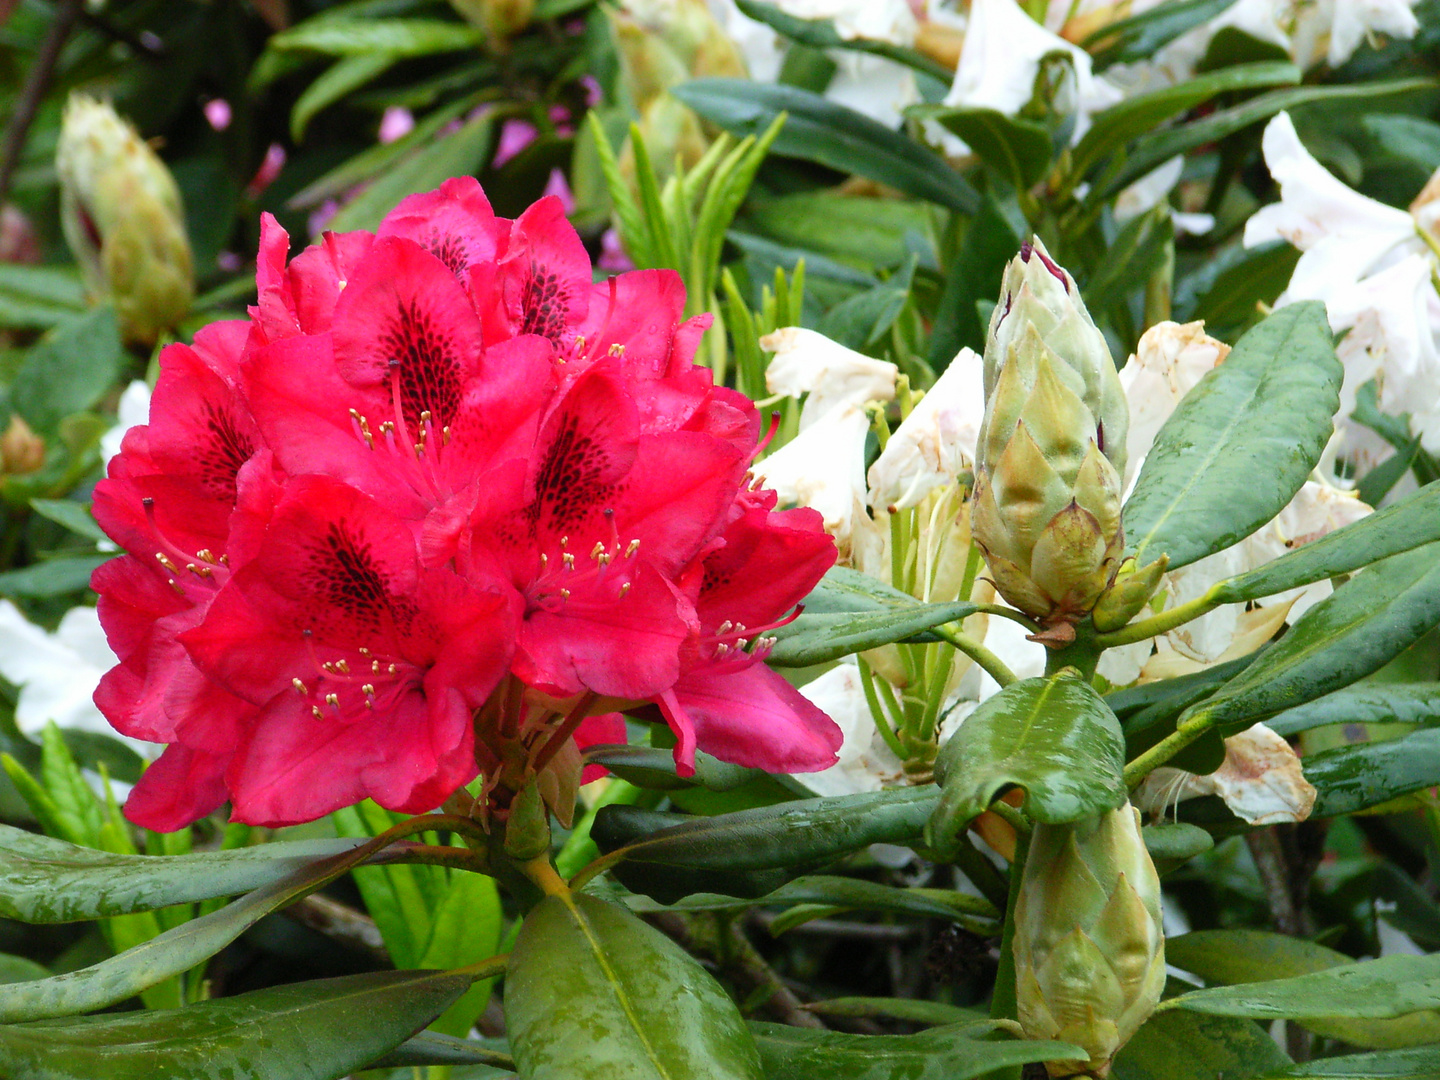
left=91, top=177, right=840, bottom=831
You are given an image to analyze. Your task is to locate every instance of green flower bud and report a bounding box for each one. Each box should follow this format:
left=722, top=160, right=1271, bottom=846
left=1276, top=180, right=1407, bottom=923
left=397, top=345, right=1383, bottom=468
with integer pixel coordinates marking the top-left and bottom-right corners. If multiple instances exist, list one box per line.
left=445, top=0, right=535, bottom=43
left=1014, top=804, right=1165, bottom=1078
left=1091, top=554, right=1169, bottom=633
left=609, top=0, right=746, bottom=112
left=56, top=95, right=193, bottom=346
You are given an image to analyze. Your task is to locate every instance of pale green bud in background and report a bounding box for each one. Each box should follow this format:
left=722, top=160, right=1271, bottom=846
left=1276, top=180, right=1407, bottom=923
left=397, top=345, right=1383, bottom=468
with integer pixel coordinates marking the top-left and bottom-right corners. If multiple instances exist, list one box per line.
left=1014, top=803, right=1165, bottom=1078
left=446, top=0, right=535, bottom=44
left=56, top=95, right=193, bottom=347
left=972, top=241, right=1128, bottom=636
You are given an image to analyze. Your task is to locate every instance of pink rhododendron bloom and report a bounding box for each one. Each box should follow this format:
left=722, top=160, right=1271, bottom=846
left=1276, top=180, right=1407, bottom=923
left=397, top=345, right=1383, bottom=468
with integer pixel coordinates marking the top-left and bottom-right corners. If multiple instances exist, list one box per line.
left=93, top=176, right=840, bottom=831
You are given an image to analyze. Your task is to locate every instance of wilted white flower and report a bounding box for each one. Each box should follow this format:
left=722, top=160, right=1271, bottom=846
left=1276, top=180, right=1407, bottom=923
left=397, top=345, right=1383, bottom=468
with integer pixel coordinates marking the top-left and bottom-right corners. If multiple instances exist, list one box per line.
left=754, top=403, right=870, bottom=542
left=762, top=326, right=898, bottom=429
left=944, top=0, right=1121, bottom=141
left=1134, top=722, right=1317, bottom=825
left=866, top=347, right=983, bottom=512
left=1240, top=480, right=1372, bottom=617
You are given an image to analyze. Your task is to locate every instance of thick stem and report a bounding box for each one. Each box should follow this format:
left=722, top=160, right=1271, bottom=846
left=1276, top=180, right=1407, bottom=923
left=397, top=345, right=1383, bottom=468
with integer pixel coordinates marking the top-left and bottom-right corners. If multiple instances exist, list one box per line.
left=1123, top=712, right=1215, bottom=787
left=1042, top=621, right=1101, bottom=680
left=521, top=855, right=570, bottom=898
left=1095, top=585, right=1222, bottom=648
left=933, top=623, right=1018, bottom=687
left=988, top=826, right=1032, bottom=1080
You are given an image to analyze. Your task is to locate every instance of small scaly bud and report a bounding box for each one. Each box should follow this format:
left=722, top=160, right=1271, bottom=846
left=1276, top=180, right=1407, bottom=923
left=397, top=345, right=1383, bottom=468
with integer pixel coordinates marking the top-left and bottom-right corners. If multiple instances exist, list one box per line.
left=973, top=240, right=1128, bottom=639
left=56, top=95, right=194, bottom=346
left=1014, top=803, right=1165, bottom=1077
left=1091, top=554, right=1169, bottom=632
left=0, top=415, right=44, bottom=475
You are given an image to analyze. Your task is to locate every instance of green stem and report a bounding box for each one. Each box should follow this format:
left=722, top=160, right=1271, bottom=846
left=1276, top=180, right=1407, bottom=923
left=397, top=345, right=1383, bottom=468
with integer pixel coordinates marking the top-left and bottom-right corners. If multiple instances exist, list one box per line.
left=1094, top=585, right=1222, bottom=648
left=989, top=825, right=1031, bottom=1046
left=988, top=800, right=1031, bottom=837
left=972, top=603, right=1042, bottom=634
left=856, top=656, right=909, bottom=761
left=933, top=623, right=1018, bottom=687
left=1042, top=625, right=1101, bottom=681
left=1123, top=711, right=1216, bottom=787
left=950, top=832, right=1011, bottom=911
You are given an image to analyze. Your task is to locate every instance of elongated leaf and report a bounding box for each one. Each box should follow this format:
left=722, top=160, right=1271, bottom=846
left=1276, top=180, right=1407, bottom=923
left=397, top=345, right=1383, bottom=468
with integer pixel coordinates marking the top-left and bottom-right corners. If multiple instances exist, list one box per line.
left=802, top=998, right=979, bottom=1026
left=1113, top=1006, right=1290, bottom=1080
left=0, top=826, right=366, bottom=923
left=1081, top=204, right=1173, bottom=311
left=1215, top=481, right=1440, bottom=603
left=1258, top=1045, right=1440, bottom=1078
left=1306, top=728, right=1440, bottom=817
left=926, top=674, right=1127, bottom=859
left=12, top=307, right=125, bottom=435
left=929, top=193, right=1026, bottom=362
left=1091, top=77, right=1436, bottom=201
left=1124, top=303, right=1341, bottom=571
left=1167, top=932, right=1440, bottom=1047
left=1185, top=543, right=1440, bottom=735
left=506, top=893, right=764, bottom=1079
left=1364, top=114, right=1440, bottom=171
left=371, top=1030, right=514, bottom=1070
left=584, top=745, right=757, bottom=792
left=1084, top=0, right=1242, bottom=68
left=673, top=80, right=978, bottom=213
left=270, top=18, right=484, bottom=56
left=0, top=970, right=470, bottom=1080
left=0, top=265, right=86, bottom=329
left=419, top=870, right=503, bottom=1038
left=769, top=603, right=978, bottom=666
left=1071, top=61, right=1298, bottom=178
left=733, top=0, right=952, bottom=81
left=752, top=1021, right=1084, bottom=1080
left=912, top=105, right=1053, bottom=190
left=594, top=786, right=939, bottom=872
left=291, top=53, right=396, bottom=140
left=0, top=830, right=425, bottom=1021
left=1267, top=683, right=1440, bottom=736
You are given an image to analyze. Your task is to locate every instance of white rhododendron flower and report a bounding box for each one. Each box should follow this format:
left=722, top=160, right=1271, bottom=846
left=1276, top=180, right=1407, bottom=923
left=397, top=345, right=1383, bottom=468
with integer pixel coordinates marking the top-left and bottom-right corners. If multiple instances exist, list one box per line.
left=762, top=326, right=899, bottom=429
left=1134, top=723, right=1317, bottom=825
left=794, top=664, right=906, bottom=796
left=867, top=347, right=984, bottom=512
left=0, top=601, right=152, bottom=755
left=945, top=0, right=1121, bottom=140
left=754, top=402, right=871, bottom=542
left=1118, top=319, right=1230, bottom=489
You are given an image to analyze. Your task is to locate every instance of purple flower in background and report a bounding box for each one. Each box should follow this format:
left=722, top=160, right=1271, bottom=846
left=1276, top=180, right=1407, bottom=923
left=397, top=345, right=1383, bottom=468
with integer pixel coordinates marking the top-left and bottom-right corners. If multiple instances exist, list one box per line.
left=378, top=107, right=415, bottom=144
left=494, top=118, right=538, bottom=167
left=204, top=99, right=232, bottom=132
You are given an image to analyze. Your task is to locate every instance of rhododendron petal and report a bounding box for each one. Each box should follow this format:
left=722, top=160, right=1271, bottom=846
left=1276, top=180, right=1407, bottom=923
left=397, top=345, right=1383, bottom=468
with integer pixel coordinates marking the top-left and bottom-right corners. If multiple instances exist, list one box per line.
left=573, top=269, right=689, bottom=377
left=125, top=745, right=230, bottom=833
left=379, top=175, right=506, bottom=281
left=576, top=712, right=627, bottom=784
left=286, top=230, right=375, bottom=334
left=494, top=195, right=591, bottom=345
left=697, top=503, right=836, bottom=630
left=669, top=664, right=841, bottom=773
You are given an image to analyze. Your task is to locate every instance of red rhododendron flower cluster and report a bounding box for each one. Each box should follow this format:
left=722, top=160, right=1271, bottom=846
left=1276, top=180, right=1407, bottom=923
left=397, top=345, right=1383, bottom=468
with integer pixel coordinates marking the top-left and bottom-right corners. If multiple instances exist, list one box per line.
left=92, top=178, right=841, bottom=831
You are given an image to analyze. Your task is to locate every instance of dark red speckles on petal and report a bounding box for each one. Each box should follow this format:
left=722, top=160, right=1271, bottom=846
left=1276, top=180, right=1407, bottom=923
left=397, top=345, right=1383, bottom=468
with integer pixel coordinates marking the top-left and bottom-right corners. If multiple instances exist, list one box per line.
left=528, top=370, right=639, bottom=536
left=499, top=195, right=591, bottom=346
left=378, top=176, right=507, bottom=282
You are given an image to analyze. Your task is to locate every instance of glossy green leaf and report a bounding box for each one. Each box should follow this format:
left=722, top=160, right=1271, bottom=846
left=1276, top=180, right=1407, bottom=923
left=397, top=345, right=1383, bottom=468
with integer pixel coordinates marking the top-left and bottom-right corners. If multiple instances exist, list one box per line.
left=672, top=80, right=978, bottom=213
left=0, top=830, right=418, bottom=1021
left=0, top=956, right=49, bottom=986
left=0, top=555, right=111, bottom=600
left=506, top=893, right=764, bottom=1079
left=1214, top=481, right=1440, bottom=604
left=1184, top=543, right=1440, bottom=735
left=733, top=0, right=952, bottom=80
left=28, top=500, right=106, bottom=544
left=815, top=255, right=916, bottom=350
left=1112, top=1006, right=1290, bottom=1080
left=1081, top=204, right=1173, bottom=312
left=1166, top=932, right=1440, bottom=1046
left=1306, top=728, right=1440, bottom=816
left=327, top=114, right=494, bottom=234
left=1178, top=240, right=1299, bottom=341
left=371, top=1030, right=514, bottom=1070
left=595, top=786, right=939, bottom=873
left=1083, top=0, right=1242, bottom=68
left=1124, top=303, right=1342, bottom=571
left=0, top=824, right=366, bottom=923
left=1072, top=61, right=1298, bottom=178
left=751, top=1020, right=1084, bottom=1079
left=926, top=673, right=1127, bottom=859
left=11, top=307, right=125, bottom=436
left=1258, top=1045, right=1440, bottom=1078
left=583, top=745, right=757, bottom=792
left=801, top=998, right=979, bottom=1026
left=912, top=105, right=1053, bottom=190
left=269, top=18, right=484, bottom=56
left=0, top=970, right=470, bottom=1080
left=1090, top=77, right=1436, bottom=201
left=1143, top=822, right=1214, bottom=866
left=928, top=193, right=1026, bottom=362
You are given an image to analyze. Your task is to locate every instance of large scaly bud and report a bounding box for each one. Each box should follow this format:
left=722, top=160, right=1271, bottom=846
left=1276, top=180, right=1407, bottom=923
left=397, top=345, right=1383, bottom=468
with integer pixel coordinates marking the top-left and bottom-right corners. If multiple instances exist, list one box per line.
left=56, top=95, right=193, bottom=346
left=1014, top=803, right=1165, bottom=1078
left=972, top=240, right=1127, bottom=639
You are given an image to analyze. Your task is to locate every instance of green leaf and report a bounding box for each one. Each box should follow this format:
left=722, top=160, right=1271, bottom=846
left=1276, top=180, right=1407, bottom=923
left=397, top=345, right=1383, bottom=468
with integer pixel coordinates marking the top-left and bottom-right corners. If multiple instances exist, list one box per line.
left=1084, top=0, right=1242, bottom=69
left=0, top=956, right=49, bottom=986
left=1215, top=482, right=1440, bottom=604
left=0, top=969, right=470, bottom=1080
left=1258, top=1045, right=1440, bottom=1078
left=1090, top=77, right=1437, bottom=202
left=270, top=18, right=485, bottom=56
left=1081, top=204, right=1173, bottom=312
left=1267, top=683, right=1440, bottom=737
left=1177, top=240, right=1299, bottom=341
left=291, top=53, right=396, bottom=141
left=751, top=1020, right=1084, bottom=1080
left=0, top=824, right=369, bottom=923
left=28, top=500, right=106, bottom=544
left=1184, top=543, right=1440, bottom=735
left=926, top=673, right=1127, bottom=859
left=326, top=113, right=494, bottom=234
left=1167, top=932, right=1440, bottom=1047
left=732, top=0, right=953, bottom=81
left=418, top=871, right=503, bottom=1039
left=1305, top=727, right=1440, bottom=817
left=371, top=1030, right=514, bottom=1070
left=1123, top=303, right=1341, bottom=571
left=0, top=829, right=418, bottom=1020
left=770, top=604, right=975, bottom=667
left=912, top=105, right=1053, bottom=190
left=814, top=255, right=916, bottom=350
left=0, top=556, right=111, bottom=600
left=582, top=745, right=758, bottom=792
left=0, top=265, right=86, bottom=330
left=1143, top=822, right=1214, bottom=867
left=594, top=786, right=939, bottom=873
left=506, top=893, right=765, bottom=1079
left=1071, top=61, right=1299, bottom=178
left=11, top=307, right=125, bottom=436
left=801, top=998, right=979, bottom=1027
left=929, top=194, right=1026, bottom=362
left=672, top=80, right=978, bottom=214
left=1112, top=1006, right=1290, bottom=1080
left=1363, top=114, right=1440, bottom=172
